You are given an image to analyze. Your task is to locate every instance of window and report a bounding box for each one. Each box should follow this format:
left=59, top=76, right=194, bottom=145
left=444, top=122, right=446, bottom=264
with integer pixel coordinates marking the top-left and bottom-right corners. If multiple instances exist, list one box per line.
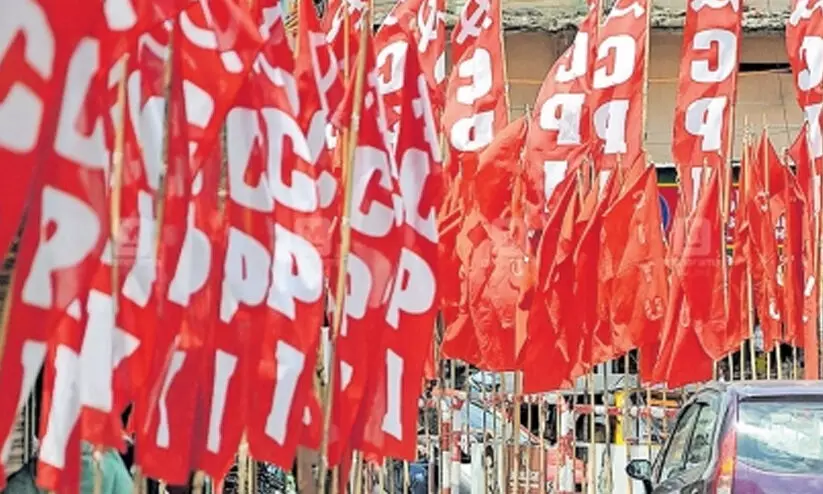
left=737, top=399, right=823, bottom=475
left=657, top=404, right=700, bottom=482
left=684, top=395, right=721, bottom=470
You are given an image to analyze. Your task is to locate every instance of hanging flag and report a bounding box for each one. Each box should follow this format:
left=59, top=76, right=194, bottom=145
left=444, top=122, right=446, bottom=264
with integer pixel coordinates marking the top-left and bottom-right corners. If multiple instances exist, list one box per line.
left=113, top=22, right=171, bottom=436
left=726, top=142, right=753, bottom=360
left=0, top=0, right=126, bottom=487
left=518, top=173, right=581, bottom=392
left=571, top=175, right=618, bottom=375
left=788, top=125, right=820, bottom=378
left=671, top=0, right=742, bottom=197
left=442, top=0, right=508, bottom=163
left=374, top=0, right=446, bottom=147
left=441, top=118, right=528, bottom=371
left=787, top=0, right=823, bottom=163
left=654, top=171, right=724, bottom=388
left=523, top=0, right=598, bottom=220
left=600, top=163, right=668, bottom=364
left=782, top=165, right=807, bottom=346
left=326, top=30, right=402, bottom=467
left=354, top=45, right=442, bottom=461
left=243, top=3, right=331, bottom=471
left=324, top=0, right=367, bottom=76
left=748, top=134, right=786, bottom=351
left=588, top=0, right=649, bottom=171
left=137, top=2, right=265, bottom=482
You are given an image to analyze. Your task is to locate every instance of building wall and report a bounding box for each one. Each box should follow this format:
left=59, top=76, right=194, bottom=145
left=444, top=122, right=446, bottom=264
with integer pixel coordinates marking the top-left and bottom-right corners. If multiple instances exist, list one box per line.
left=504, top=30, right=801, bottom=165
left=532, top=0, right=790, bottom=12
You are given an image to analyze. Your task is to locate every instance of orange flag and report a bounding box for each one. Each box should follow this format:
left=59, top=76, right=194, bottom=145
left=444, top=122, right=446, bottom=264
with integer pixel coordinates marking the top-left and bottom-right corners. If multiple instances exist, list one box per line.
left=600, top=164, right=668, bottom=363
left=654, top=172, right=724, bottom=388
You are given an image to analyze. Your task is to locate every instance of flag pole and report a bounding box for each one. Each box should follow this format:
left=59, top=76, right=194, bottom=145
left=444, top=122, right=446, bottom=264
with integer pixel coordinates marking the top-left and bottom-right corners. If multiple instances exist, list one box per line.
left=721, top=29, right=739, bottom=381
left=318, top=16, right=370, bottom=494
left=0, top=241, right=16, bottom=394
left=94, top=51, right=131, bottom=494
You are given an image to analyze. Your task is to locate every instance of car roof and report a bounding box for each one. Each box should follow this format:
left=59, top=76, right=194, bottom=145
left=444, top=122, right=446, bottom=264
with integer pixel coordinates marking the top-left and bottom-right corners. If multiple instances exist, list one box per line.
left=699, top=380, right=823, bottom=400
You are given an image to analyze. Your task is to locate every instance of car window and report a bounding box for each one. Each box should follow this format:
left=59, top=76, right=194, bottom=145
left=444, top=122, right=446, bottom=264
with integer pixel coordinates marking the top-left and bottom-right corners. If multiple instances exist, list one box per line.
left=737, top=399, right=823, bottom=475
left=658, top=404, right=700, bottom=482
left=684, top=395, right=721, bottom=471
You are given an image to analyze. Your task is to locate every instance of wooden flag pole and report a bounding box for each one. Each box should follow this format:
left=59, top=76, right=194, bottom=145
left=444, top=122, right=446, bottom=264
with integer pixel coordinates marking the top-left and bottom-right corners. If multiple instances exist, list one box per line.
left=292, top=0, right=301, bottom=54
left=0, top=250, right=13, bottom=369
left=110, top=53, right=129, bottom=303
left=318, top=17, right=370, bottom=494
left=94, top=52, right=131, bottom=494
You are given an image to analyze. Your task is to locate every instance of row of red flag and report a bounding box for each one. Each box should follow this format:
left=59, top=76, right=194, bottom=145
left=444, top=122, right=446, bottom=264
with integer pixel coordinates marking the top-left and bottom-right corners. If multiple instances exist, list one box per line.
left=1, top=0, right=823, bottom=491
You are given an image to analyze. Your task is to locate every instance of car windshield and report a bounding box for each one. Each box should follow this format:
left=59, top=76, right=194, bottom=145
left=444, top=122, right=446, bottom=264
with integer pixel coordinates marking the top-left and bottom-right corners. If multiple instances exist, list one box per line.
left=737, top=399, right=823, bottom=475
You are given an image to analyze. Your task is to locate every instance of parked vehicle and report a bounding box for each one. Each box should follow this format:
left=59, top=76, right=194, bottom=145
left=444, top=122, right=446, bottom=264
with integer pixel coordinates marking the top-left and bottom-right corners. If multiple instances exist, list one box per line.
left=626, top=381, right=823, bottom=494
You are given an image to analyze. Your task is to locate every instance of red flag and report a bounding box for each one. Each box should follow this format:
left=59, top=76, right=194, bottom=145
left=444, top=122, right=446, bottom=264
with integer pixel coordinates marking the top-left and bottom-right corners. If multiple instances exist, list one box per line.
left=787, top=0, right=823, bottom=163
left=354, top=46, right=442, bottom=461
left=726, top=145, right=753, bottom=358
left=244, top=8, right=330, bottom=470
left=788, top=125, right=820, bottom=378
left=671, top=0, right=741, bottom=187
left=573, top=175, right=618, bottom=373
left=442, top=0, right=508, bottom=162
left=326, top=32, right=402, bottom=467
left=654, top=172, right=724, bottom=388
left=748, top=135, right=785, bottom=350
left=522, top=0, right=597, bottom=224
left=600, top=164, right=668, bottom=361
left=519, top=174, right=580, bottom=393
left=588, top=0, right=649, bottom=170
left=441, top=118, right=528, bottom=371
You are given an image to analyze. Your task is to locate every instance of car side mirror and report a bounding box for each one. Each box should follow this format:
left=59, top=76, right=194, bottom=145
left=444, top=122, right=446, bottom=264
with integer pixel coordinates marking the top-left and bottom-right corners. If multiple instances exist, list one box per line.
left=626, top=459, right=652, bottom=481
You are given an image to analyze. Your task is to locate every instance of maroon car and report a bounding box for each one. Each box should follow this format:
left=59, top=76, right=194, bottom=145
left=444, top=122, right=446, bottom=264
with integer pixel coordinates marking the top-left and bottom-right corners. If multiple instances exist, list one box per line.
left=626, top=381, right=823, bottom=494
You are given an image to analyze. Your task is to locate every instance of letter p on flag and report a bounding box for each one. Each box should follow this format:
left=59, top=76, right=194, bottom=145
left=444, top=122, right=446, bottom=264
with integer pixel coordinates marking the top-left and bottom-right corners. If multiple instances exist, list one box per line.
left=685, top=97, right=727, bottom=153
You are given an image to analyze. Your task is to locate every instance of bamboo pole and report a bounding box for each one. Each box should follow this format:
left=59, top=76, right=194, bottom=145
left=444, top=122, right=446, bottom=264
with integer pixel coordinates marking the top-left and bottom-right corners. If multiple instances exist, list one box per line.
left=537, top=395, right=546, bottom=494
left=425, top=387, right=435, bottom=494
left=552, top=396, right=560, bottom=494
left=512, top=373, right=523, bottom=490
left=352, top=453, right=364, bottom=494
left=587, top=372, right=595, bottom=494
left=640, top=0, right=652, bottom=156
left=98, top=52, right=129, bottom=494
left=239, top=441, right=249, bottom=494
left=623, top=357, right=633, bottom=494
left=0, top=244, right=14, bottom=379
left=293, top=0, right=301, bottom=55
left=482, top=370, right=489, bottom=494
left=317, top=17, right=370, bottom=494
left=524, top=394, right=532, bottom=494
